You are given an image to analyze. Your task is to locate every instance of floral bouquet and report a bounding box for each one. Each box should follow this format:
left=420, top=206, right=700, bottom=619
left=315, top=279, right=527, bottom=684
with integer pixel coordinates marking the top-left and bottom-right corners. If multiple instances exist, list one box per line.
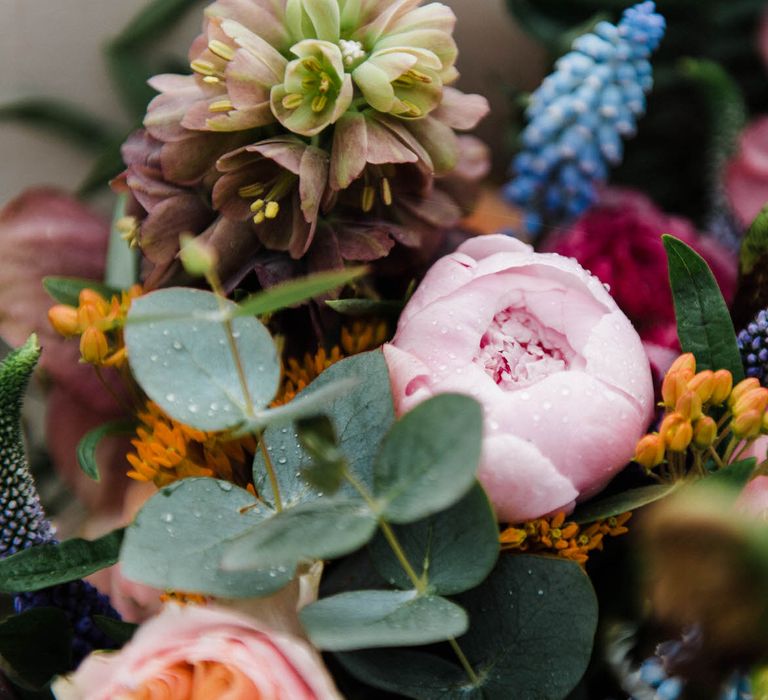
left=2, top=0, right=768, bottom=698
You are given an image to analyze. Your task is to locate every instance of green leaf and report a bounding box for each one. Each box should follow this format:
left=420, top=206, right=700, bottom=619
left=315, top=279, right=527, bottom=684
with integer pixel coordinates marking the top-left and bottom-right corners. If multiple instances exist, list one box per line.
left=740, top=205, right=768, bottom=275
left=300, top=590, right=468, bottom=651
left=106, top=193, right=139, bottom=289
left=234, top=267, right=367, bottom=318
left=325, top=298, right=403, bottom=317
left=0, top=530, right=124, bottom=593
left=76, top=420, right=135, bottom=481
left=253, top=350, right=395, bottom=508
left=572, top=483, right=683, bottom=524
left=125, top=288, right=280, bottom=431
left=93, top=616, right=137, bottom=645
left=374, top=394, right=483, bottom=523
left=0, top=608, right=72, bottom=689
left=296, top=415, right=347, bottom=494
left=221, top=498, right=377, bottom=571
left=43, top=276, right=121, bottom=307
left=77, top=136, right=129, bottom=197
left=109, top=0, right=202, bottom=48
left=696, top=457, right=757, bottom=494
left=121, top=478, right=292, bottom=598
left=370, top=483, right=499, bottom=595
left=0, top=98, right=118, bottom=153
left=664, top=235, right=743, bottom=379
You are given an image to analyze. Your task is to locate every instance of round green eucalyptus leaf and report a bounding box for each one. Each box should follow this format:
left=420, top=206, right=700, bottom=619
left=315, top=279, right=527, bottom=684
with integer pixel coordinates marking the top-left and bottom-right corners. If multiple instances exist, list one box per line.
left=120, top=478, right=292, bottom=598
left=125, top=288, right=280, bottom=431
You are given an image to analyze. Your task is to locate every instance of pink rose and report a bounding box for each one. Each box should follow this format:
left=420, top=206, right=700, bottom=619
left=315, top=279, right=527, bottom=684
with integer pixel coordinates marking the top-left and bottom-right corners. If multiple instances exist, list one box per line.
left=383, top=234, right=654, bottom=522
left=724, top=117, right=768, bottom=228
left=736, top=436, right=768, bottom=518
left=55, top=605, right=341, bottom=700
left=544, top=188, right=737, bottom=354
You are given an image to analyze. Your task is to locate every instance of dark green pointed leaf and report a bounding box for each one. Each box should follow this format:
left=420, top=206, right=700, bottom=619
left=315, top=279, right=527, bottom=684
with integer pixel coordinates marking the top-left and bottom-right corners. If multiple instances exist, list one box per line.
left=300, top=590, right=468, bottom=651
left=740, top=206, right=768, bottom=275
left=0, top=608, right=72, bottom=689
left=664, top=235, right=743, bottom=379
left=374, top=394, right=483, bottom=523
left=93, top=616, right=137, bottom=645
left=234, top=267, right=367, bottom=317
left=695, top=457, right=757, bottom=496
left=572, top=483, right=682, bottom=524
left=0, top=530, right=124, bottom=593
left=43, top=276, right=121, bottom=307
left=325, top=298, right=403, bottom=317
left=253, top=350, right=394, bottom=508
left=121, top=478, right=292, bottom=598
left=221, top=498, right=376, bottom=571
left=125, top=288, right=280, bottom=431
left=76, top=420, right=135, bottom=482
left=370, top=483, right=499, bottom=595
left=296, top=415, right=346, bottom=494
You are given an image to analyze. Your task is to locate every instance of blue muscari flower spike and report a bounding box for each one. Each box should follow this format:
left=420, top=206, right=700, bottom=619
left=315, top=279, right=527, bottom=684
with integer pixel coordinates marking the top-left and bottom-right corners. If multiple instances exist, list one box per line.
left=0, top=336, right=120, bottom=665
left=503, top=1, right=665, bottom=239
left=738, top=309, right=768, bottom=384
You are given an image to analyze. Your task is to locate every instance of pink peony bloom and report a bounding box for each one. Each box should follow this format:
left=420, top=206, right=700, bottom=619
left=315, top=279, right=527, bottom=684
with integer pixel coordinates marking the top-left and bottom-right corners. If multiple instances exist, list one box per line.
left=544, top=188, right=737, bottom=354
left=724, top=117, right=768, bottom=228
left=383, top=234, right=654, bottom=523
left=55, top=604, right=342, bottom=700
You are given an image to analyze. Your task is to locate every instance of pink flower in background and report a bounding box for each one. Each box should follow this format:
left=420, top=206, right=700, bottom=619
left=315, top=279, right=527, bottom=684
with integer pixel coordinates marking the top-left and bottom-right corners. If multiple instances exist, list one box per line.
left=383, top=234, right=654, bottom=522
left=544, top=188, right=737, bottom=358
left=56, top=604, right=342, bottom=700
left=725, top=117, right=768, bottom=228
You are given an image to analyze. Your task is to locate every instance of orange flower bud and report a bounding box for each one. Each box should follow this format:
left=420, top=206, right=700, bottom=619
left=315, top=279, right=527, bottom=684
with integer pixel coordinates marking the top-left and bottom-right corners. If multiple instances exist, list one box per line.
left=731, top=409, right=763, bottom=440
left=710, top=369, right=733, bottom=405
left=675, top=390, right=703, bottom=422
left=687, top=370, right=714, bottom=403
left=79, top=326, right=109, bottom=364
left=634, top=434, right=665, bottom=468
left=47, top=304, right=80, bottom=336
left=692, top=416, right=717, bottom=449
left=669, top=353, right=696, bottom=376
left=78, top=288, right=109, bottom=315
left=733, top=387, right=768, bottom=417
left=729, top=378, right=762, bottom=409
left=662, top=371, right=690, bottom=409
left=660, top=413, right=693, bottom=452
left=78, top=301, right=103, bottom=327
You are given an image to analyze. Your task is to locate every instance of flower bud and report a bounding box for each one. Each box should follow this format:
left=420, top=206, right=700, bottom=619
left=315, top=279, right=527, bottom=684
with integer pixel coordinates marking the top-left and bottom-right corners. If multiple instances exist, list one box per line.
left=78, top=302, right=104, bottom=327
left=660, top=413, right=693, bottom=452
left=729, top=378, right=762, bottom=409
left=687, top=370, right=714, bottom=403
left=79, top=327, right=109, bottom=365
left=669, top=353, right=696, bottom=376
left=48, top=304, right=80, bottom=336
left=733, top=387, right=768, bottom=417
left=731, top=409, right=763, bottom=440
left=78, top=288, right=109, bottom=315
left=634, top=433, right=665, bottom=468
left=675, top=390, right=703, bottom=421
left=179, top=234, right=217, bottom=277
left=710, top=369, right=734, bottom=405
left=692, top=416, right=717, bottom=449
left=662, top=371, right=689, bottom=409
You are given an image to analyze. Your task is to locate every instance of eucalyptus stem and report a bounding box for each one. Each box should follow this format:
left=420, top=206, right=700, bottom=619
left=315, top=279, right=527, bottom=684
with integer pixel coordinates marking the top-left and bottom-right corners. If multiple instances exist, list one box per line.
left=343, top=469, right=479, bottom=686
left=258, top=436, right=283, bottom=513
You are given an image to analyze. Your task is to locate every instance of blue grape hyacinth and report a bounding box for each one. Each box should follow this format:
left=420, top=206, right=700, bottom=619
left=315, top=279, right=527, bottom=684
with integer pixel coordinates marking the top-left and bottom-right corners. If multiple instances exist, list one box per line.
left=504, top=1, right=665, bottom=238
left=738, top=309, right=768, bottom=384
left=0, top=336, right=120, bottom=664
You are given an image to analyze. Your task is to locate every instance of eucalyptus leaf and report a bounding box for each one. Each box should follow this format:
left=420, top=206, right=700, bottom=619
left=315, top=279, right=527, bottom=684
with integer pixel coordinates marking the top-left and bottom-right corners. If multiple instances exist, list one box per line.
left=297, top=415, right=347, bottom=494
left=0, top=608, right=72, bottom=689
left=76, top=420, right=135, bottom=482
left=572, top=483, right=682, bottom=524
left=370, top=483, right=499, bottom=595
left=121, top=478, right=292, bottom=598
left=374, top=394, right=483, bottom=523
left=234, top=267, right=367, bottom=318
left=125, top=288, right=280, bottom=431
left=106, top=193, right=139, bottom=289
left=254, top=350, right=394, bottom=508
left=43, top=276, right=121, bottom=307
left=0, top=530, right=124, bottom=593
left=664, top=235, right=743, bottom=379
left=221, top=498, right=376, bottom=571
left=300, top=590, right=468, bottom=651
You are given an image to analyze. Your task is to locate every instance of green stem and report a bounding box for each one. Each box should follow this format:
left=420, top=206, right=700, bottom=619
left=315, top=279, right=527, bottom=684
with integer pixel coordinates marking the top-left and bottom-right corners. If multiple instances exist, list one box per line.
left=448, top=638, right=480, bottom=686
left=259, top=436, right=283, bottom=513
left=378, top=519, right=425, bottom=593
left=708, top=445, right=726, bottom=470
left=723, top=435, right=739, bottom=464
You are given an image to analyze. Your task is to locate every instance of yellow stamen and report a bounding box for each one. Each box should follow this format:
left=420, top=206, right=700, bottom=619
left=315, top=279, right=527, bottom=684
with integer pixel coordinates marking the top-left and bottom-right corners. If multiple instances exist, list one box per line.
left=381, top=177, right=393, bottom=206
left=208, top=39, right=235, bottom=61
left=318, top=73, right=331, bottom=93
left=202, top=76, right=221, bottom=85
left=238, top=183, right=265, bottom=198
left=209, top=99, right=234, bottom=113
left=311, top=94, right=328, bottom=113
left=406, top=68, right=433, bottom=83
left=264, top=201, right=280, bottom=219
left=400, top=99, right=422, bottom=117
left=249, top=199, right=265, bottom=213
left=303, top=56, right=322, bottom=73
left=190, top=59, right=217, bottom=76
left=362, top=185, right=375, bottom=213
left=253, top=211, right=265, bottom=225
left=282, top=93, right=304, bottom=110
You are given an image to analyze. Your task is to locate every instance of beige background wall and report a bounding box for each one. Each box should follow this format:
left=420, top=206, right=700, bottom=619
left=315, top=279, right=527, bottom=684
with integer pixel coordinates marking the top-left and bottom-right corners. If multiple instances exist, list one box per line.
left=0, top=0, right=545, bottom=208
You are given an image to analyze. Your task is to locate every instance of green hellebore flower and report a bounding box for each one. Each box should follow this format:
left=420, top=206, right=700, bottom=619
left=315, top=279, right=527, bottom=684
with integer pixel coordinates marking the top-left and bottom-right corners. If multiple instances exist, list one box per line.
left=270, top=39, right=353, bottom=137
